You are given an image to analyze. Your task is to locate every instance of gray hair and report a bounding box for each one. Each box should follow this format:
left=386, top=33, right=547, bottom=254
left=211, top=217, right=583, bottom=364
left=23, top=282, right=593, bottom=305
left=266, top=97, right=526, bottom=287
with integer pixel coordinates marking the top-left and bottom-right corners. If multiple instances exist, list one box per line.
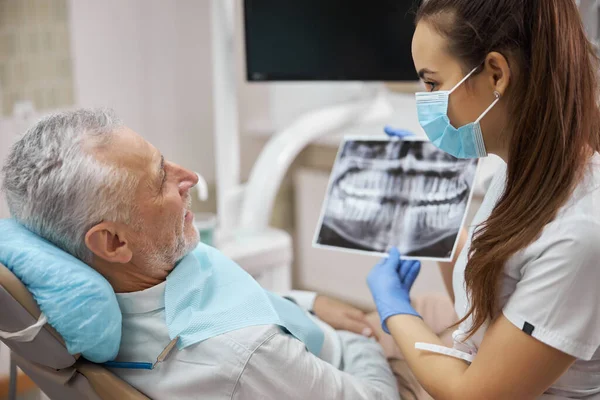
left=1, top=108, right=138, bottom=263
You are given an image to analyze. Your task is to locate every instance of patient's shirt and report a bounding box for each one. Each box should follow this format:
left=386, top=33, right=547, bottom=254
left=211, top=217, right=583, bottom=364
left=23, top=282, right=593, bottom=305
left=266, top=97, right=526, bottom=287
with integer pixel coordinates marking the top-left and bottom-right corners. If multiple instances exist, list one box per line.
left=112, top=288, right=399, bottom=400
left=452, top=153, right=600, bottom=399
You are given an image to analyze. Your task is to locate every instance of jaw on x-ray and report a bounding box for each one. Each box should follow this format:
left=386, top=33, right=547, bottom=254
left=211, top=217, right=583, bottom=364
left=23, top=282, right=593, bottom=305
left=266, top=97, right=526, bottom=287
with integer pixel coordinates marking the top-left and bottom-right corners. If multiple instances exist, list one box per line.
left=314, top=138, right=478, bottom=260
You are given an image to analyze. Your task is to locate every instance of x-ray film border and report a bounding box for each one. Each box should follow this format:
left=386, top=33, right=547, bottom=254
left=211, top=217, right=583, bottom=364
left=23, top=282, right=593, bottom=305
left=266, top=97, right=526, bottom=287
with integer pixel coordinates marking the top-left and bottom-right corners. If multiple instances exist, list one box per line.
left=311, top=135, right=481, bottom=262
left=312, top=242, right=453, bottom=262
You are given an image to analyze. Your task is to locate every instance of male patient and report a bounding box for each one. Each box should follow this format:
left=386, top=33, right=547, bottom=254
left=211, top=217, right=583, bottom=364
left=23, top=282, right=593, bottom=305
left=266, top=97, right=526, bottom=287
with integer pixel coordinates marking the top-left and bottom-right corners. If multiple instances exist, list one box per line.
left=1, top=109, right=400, bottom=400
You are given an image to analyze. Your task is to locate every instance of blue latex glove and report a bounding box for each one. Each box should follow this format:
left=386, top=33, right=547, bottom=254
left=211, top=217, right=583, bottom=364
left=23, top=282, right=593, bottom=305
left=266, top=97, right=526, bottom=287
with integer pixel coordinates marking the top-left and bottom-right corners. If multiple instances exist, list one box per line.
left=384, top=125, right=414, bottom=139
left=367, top=248, right=421, bottom=334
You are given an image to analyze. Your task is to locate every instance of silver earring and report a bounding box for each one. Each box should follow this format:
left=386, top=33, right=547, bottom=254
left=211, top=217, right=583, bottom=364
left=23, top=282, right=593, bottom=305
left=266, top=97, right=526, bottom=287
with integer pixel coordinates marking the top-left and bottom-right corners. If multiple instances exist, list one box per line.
left=494, top=90, right=501, bottom=99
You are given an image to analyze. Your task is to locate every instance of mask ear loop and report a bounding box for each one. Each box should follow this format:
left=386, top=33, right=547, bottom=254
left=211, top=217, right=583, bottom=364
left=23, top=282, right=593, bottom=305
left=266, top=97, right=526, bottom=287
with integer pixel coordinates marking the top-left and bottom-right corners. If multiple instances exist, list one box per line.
left=448, top=67, right=479, bottom=94
left=476, top=90, right=501, bottom=123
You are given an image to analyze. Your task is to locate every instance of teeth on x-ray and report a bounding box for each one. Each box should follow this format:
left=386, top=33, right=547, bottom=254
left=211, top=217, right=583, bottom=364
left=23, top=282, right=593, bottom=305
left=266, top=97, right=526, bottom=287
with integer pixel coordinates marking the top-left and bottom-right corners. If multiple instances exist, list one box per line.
left=318, top=139, right=478, bottom=258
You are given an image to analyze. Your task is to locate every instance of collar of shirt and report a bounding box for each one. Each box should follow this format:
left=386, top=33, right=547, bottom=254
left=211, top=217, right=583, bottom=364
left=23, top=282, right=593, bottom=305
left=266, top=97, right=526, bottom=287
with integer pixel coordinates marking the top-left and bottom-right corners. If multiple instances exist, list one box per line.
left=116, top=281, right=166, bottom=314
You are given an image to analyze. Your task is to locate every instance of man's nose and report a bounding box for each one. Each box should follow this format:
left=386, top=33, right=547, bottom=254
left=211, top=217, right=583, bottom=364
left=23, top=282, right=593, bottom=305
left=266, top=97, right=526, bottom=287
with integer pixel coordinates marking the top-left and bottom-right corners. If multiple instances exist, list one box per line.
left=177, top=167, right=199, bottom=196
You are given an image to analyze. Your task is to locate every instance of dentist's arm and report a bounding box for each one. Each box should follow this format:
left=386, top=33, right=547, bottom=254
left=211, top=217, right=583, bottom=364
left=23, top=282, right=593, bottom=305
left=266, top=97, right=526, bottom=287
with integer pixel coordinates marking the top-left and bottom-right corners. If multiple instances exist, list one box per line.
left=384, top=314, right=573, bottom=400
left=368, top=248, right=576, bottom=400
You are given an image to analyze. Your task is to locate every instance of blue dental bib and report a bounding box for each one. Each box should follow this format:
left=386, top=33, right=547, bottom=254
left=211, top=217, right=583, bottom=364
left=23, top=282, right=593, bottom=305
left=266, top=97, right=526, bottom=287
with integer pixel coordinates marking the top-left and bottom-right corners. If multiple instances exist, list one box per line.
left=165, top=243, right=324, bottom=356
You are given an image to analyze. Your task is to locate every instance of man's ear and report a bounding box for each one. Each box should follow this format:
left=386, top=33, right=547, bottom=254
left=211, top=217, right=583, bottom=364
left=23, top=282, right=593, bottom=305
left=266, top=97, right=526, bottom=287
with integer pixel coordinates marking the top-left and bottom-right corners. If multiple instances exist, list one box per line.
left=85, top=222, right=133, bottom=264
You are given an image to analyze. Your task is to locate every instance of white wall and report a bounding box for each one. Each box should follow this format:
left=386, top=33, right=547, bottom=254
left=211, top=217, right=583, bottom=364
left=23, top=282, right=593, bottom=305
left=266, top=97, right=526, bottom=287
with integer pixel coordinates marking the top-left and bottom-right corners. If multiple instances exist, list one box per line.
left=69, top=0, right=215, bottom=180
left=68, top=0, right=146, bottom=137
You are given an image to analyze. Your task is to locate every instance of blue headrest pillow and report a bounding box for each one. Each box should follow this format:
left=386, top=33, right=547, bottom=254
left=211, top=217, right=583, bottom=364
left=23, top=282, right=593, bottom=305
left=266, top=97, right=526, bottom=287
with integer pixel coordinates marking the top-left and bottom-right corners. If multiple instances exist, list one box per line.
left=0, top=219, right=121, bottom=363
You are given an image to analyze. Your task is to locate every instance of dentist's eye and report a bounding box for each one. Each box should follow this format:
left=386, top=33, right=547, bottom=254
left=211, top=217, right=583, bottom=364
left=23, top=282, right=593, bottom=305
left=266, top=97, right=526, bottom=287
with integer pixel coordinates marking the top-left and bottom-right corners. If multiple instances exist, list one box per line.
left=424, top=81, right=438, bottom=92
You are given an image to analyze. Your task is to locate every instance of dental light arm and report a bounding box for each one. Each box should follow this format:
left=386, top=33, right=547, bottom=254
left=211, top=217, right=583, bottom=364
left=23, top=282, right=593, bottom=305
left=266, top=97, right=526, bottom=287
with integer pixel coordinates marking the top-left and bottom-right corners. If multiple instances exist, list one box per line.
left=211, top=0, right=241, bottom=236
left=195, top=172, right=209, bottom=202
left=238, top=87, right=394, bottom=233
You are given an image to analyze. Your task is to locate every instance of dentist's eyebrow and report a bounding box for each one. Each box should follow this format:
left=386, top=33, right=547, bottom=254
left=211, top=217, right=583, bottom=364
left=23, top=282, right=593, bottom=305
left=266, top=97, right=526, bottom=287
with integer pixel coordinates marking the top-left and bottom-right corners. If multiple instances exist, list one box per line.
left=418, top=68, right=437, bottom=79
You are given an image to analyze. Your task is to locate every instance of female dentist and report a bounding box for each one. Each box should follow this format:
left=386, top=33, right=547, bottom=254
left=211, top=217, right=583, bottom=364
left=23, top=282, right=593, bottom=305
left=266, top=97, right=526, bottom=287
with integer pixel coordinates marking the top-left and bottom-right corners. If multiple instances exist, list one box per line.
left=367, top=0, right=600, bottom=399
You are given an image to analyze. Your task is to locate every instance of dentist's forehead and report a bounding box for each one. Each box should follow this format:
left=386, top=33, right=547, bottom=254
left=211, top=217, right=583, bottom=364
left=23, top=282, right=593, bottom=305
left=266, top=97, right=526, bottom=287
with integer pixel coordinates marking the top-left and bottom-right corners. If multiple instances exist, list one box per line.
left=411, top=20, right=457, bottom=76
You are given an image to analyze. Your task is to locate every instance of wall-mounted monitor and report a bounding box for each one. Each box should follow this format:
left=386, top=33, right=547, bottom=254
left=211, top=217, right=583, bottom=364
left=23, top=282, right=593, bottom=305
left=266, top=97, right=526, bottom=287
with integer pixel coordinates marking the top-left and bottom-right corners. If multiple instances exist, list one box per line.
left=244, top=0, right=422, bottom=82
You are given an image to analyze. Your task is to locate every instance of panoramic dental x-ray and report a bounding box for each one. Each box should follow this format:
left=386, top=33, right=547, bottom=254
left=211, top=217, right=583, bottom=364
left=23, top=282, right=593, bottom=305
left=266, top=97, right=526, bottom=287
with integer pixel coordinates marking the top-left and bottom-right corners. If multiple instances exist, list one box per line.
left=314, top=137, right=478, bottom=261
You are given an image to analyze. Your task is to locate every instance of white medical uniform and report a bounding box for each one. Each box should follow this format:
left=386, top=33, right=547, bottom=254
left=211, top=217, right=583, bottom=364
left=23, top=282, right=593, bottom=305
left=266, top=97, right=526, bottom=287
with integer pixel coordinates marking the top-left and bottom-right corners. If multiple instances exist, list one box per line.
left=112, top=288, right=399, bottom=400
left=452, top=153, right=600, bottom=398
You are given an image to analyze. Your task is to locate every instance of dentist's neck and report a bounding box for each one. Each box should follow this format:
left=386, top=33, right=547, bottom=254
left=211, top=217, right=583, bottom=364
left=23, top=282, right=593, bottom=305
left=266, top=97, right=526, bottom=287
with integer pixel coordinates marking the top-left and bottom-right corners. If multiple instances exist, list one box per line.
left=485, top=125, right=512, bottom=164
left=493, top=146, right=510, bottom=164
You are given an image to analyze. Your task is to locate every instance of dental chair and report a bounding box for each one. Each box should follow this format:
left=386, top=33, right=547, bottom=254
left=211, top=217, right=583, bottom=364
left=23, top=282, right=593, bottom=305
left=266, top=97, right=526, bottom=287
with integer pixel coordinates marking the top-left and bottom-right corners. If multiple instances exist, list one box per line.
left=0, top=262, right=149, bottom=400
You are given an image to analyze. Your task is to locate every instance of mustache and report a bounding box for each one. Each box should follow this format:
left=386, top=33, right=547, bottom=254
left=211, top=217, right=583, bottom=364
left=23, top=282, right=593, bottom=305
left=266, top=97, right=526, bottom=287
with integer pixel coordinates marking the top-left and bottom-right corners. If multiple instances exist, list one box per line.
left=181, top=194, right=192, bottom=223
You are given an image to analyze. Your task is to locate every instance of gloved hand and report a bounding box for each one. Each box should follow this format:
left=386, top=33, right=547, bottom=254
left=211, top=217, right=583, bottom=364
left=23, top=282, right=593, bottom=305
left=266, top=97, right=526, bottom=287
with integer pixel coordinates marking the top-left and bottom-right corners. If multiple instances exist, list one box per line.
left=384, top=125, right=414, bottom=139
left=367, top=248, right=421, bottom=334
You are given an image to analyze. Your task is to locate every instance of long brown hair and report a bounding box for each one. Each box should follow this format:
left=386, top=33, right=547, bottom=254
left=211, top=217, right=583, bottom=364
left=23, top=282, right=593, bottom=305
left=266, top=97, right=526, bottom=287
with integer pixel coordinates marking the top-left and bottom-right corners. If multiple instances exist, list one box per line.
left=416, top=0, right=600, bottom=335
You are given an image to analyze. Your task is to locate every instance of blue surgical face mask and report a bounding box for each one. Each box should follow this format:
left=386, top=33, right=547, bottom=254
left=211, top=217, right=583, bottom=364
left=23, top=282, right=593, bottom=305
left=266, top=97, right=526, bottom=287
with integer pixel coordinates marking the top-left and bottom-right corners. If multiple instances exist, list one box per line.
left=415, top=67, right=501, bottom=159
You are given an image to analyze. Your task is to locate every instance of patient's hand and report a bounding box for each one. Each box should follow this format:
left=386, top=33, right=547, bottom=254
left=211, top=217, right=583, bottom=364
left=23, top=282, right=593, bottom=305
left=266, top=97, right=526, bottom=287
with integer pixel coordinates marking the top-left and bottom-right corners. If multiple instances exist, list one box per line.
left=313, top=296, right=373, bottom=337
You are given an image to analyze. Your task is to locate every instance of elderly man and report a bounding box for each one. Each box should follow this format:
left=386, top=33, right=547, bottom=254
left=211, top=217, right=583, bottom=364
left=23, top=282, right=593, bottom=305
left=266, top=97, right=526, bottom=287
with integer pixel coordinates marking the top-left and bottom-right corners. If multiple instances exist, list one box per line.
left=1, top=109, right=402, bottom=400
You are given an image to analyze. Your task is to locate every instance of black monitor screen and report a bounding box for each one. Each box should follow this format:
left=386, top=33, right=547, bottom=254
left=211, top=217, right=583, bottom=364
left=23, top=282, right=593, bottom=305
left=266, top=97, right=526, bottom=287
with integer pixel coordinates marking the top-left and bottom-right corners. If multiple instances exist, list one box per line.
left=244, top=0, right=422, bottom=82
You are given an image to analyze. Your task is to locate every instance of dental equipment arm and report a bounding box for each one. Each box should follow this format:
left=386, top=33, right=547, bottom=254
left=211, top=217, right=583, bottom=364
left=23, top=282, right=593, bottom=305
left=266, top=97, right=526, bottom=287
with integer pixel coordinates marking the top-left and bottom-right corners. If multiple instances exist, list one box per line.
left=194, top=173, right=209, bottom=202
left=211, top=0, right=242, bottom=236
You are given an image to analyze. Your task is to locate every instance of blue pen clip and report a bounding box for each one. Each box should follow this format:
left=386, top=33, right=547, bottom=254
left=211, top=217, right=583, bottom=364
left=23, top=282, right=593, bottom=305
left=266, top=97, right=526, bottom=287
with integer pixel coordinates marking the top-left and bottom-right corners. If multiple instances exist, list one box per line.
left=102, top=337, right=179, bottom=370
left=102, top=361, right=154, bottom=370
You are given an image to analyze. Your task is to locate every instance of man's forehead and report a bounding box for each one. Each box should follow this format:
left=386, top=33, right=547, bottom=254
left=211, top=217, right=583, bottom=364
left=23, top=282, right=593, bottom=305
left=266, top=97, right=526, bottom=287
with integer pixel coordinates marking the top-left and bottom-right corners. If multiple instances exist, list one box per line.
left=91, top=127, right=156, bottom=173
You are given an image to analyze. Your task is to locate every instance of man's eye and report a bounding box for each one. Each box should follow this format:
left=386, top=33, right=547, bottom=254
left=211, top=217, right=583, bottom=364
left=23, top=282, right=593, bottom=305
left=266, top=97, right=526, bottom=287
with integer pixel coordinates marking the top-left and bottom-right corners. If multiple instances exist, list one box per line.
left=158, top=171, right=167, bottom=194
